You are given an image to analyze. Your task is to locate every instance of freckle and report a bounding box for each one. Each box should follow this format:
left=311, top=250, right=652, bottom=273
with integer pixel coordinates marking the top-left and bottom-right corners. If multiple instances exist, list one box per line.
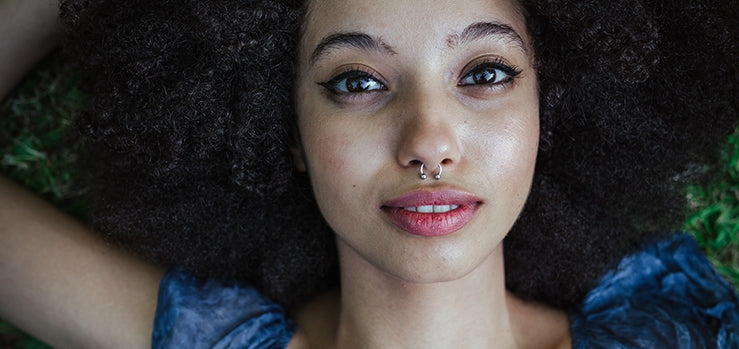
left=353, top=184, right=357, bottom=188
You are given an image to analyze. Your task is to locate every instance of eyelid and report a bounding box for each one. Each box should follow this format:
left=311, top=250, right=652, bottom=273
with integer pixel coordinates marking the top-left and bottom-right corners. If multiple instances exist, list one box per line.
left=323, top=64, right=387, bottom=87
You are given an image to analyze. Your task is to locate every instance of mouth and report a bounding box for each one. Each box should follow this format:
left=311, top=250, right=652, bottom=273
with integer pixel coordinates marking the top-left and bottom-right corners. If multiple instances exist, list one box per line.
left=381, top=190, right=482, bottom=237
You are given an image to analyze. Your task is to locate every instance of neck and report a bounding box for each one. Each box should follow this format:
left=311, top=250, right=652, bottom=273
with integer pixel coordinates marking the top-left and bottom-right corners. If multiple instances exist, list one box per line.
left=290, top=242, right=572, bottom=349
left=333, top=243, right=515, bottom=349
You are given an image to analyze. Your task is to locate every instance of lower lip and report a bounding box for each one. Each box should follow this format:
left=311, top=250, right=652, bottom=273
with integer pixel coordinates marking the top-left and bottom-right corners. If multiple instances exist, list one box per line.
left=383, top=204, right=478, bottom=237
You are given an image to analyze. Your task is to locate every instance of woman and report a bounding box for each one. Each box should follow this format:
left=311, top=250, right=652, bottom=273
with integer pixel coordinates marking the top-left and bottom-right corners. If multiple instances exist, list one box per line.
left=2, top=0, right=738, bottom=347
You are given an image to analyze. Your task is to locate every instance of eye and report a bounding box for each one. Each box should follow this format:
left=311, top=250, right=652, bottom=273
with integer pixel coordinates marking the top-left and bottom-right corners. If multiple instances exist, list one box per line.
left=319, top=70, right=387, bottom=95
left=458, top=61, right=521, bottom=87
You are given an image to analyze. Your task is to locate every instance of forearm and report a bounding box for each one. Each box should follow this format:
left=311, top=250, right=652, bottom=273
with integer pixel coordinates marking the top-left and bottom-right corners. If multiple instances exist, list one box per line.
left=0, top=176, right=165, bottom=348
left=0, top=0, right=62, bottom=99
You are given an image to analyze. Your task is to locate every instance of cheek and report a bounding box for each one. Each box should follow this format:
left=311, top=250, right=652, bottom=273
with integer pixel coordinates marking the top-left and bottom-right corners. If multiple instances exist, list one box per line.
left=303, top=127, right=350, bottom=188
left=299, top=116, right=385, bottom=206
left=295, top=86, right=369, bottom=227
left=503, top=89, right=540, bottom=175
left=474, top=105, right=539, bottom=205
left=313, top=136, right=350, bottom=174
left=297, top=88, right=356, bottom=177
left=505, top=113, right=539, bottom=205
left=505, top=115, right=539, bottom=175
left=299, top=119, right=394, bottom=242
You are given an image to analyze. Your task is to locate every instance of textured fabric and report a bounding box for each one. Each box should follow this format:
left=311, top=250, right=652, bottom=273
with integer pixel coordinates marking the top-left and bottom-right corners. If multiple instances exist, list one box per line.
left=152, top=234, right=739, bottom=348
left=152, top=268, right=295, bottom=349
left=570, top=234, right=739, bottom=348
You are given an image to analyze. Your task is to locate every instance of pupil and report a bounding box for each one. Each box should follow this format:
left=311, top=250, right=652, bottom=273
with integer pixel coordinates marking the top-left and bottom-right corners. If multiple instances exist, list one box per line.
left=347, top=77, right=370, bottom=92
left=474, top=68, right=496, bottom=84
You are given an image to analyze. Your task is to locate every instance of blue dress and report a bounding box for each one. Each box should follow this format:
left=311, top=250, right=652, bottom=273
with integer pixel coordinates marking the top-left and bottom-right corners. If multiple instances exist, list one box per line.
left=152, top=234, right=739, bottom=348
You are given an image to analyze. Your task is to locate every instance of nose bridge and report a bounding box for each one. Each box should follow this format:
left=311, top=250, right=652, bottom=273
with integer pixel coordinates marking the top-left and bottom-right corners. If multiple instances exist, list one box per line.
left=396, top=81, right=462, bottom=168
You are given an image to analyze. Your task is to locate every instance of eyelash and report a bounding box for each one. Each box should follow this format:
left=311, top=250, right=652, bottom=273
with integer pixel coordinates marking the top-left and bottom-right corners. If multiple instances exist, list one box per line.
left=458, top=58, right=522, bottom=88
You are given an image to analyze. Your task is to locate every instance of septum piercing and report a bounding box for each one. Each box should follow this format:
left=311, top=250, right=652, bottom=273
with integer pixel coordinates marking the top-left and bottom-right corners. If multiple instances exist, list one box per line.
left=419, top=162, right=442, bottom=180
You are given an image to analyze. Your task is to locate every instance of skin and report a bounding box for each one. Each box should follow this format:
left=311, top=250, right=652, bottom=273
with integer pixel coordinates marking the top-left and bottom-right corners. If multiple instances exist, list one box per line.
left=0, top=177, right=164, bottom=349
left=292, top=0, right=570, bottom=347
left=0, top=0, right=61, bottom=98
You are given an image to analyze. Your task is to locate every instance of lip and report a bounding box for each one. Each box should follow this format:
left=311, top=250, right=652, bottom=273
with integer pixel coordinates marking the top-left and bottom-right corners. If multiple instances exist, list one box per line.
left=381, top=189, right=482, bottom=237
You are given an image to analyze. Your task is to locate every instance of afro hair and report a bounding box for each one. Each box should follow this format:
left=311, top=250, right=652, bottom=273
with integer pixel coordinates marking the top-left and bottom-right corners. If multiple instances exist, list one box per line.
left=60, top=0, right=737, bottom=310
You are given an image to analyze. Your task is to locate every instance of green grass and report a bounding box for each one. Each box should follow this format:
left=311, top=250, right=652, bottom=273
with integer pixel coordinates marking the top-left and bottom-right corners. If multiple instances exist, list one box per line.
left=1, top=53, right=737, bottom=347
left=0, top=52, right=87, bottom=219
left=685, top=129, right=739, bottom=289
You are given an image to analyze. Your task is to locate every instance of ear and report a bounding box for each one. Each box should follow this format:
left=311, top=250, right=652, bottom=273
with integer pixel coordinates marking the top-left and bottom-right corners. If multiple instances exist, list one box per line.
left=289, top=121, right=307, bottom=172
left=290, top=143, right=307, bottom=172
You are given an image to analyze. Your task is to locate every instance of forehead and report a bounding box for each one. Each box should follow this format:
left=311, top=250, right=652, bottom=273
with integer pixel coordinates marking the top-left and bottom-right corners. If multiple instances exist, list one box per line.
left=300, top=0, right=529, bottom=59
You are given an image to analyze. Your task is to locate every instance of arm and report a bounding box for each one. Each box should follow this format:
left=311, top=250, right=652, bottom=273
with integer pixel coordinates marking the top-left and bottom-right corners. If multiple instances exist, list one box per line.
left=0, top=177, right=165, bottom=348
left=0, top=0, right=61, bottom=98
left=0, top=1, right=165, bottom=347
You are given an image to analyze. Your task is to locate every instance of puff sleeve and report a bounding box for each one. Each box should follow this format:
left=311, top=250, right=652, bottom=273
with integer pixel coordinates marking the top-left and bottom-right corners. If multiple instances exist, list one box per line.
left=571, top=234, right=739, bottom=348
left=152, top=267, right=296, bottom=349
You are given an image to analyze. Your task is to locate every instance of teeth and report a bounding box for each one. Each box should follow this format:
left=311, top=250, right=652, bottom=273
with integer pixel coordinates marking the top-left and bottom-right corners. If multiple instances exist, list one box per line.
left=403, top=205, right=459, bottom=213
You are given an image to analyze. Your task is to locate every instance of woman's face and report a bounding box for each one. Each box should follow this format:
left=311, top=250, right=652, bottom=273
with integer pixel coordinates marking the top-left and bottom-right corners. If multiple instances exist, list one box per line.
left=295, top=0, right=539, bottom=282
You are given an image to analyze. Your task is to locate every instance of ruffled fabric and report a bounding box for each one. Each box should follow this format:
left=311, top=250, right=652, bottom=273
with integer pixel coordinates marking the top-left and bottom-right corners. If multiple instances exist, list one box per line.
left=152, top=267, right=295, bottom=349
left=571, top=234, right=739, bottom=348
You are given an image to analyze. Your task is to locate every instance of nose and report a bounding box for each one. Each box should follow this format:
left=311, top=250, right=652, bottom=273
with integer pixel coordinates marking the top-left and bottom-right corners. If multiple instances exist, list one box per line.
left=396, top=87, right=462, bottom=178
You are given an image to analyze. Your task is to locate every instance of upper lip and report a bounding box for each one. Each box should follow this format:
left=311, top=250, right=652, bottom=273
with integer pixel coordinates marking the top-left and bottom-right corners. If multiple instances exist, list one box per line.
left=381, top=189, right=482, bottom=208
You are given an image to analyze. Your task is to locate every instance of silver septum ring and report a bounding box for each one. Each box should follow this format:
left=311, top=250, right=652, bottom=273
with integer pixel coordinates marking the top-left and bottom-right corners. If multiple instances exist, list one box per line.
left=419, top=162, right=442, bottom=180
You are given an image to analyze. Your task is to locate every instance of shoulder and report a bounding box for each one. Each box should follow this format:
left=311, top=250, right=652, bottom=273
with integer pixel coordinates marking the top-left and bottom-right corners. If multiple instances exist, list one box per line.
left=152, top=267, right=295, bottom=349
left=570, top=234, right=739, bottom=348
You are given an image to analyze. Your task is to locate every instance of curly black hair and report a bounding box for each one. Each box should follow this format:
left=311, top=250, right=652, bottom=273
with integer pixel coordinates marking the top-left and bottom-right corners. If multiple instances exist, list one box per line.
left=60, top=0, right=738, bottom=310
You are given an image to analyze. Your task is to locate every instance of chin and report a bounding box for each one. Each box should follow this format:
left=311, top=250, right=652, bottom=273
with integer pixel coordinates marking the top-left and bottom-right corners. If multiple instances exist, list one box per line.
left=379, top=244, right=501, bottom=285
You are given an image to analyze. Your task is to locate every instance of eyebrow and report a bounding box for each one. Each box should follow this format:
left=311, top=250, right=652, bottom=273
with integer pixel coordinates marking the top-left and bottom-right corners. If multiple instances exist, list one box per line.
left=310, top=32, right=397, bottom=65
left=309, top=21, right=527, bottom=66
left=447, top=22, right=527, bottom=53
